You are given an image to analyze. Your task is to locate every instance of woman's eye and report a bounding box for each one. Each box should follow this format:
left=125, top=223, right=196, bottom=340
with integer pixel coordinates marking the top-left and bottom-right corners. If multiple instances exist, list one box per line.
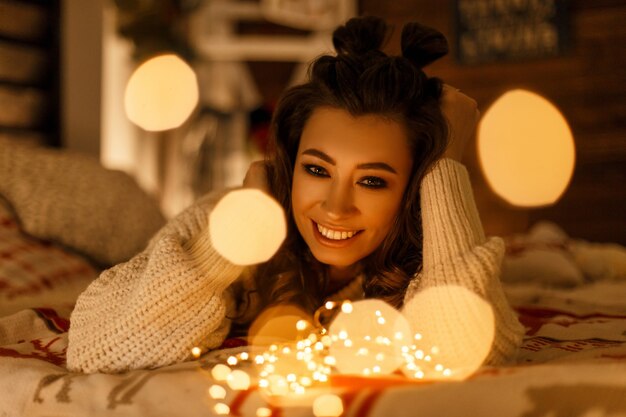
left=359, top=176, right=387, bottom=189
left=303, top=164, right=329, bottom=177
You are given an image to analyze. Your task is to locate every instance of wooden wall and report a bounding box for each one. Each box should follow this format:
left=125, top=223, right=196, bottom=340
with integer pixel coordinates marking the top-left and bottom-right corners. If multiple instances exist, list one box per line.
left=0, top=0, right=60, bottom=146
left=361, top=0, right=626, bottom=244
left=1, top=0, right=622, bottom=244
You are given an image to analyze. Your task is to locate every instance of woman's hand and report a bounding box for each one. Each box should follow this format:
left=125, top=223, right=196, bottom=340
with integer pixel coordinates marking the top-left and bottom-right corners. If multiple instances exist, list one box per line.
left=440, top=84, right=480, bottom=162
left=243, top=160, right=271, bottom=194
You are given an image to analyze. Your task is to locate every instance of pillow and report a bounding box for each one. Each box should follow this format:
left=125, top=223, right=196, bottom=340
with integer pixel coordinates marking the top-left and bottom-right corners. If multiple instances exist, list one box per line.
left=569, top=239, right=626, bottom=282
left=0, top=199, right=97, bottom=316
left=0, top=139, right=166, bottom=267
left=501, top=221, right=585, bottom=287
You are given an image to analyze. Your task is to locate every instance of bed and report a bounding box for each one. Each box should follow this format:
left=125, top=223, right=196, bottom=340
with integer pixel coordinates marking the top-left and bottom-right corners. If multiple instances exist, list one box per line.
left=1, top=144, right=625, bottom=417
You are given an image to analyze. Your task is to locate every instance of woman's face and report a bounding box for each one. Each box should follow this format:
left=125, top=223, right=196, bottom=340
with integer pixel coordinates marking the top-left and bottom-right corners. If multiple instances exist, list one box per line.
left=291, top=107, right=413, bottom=275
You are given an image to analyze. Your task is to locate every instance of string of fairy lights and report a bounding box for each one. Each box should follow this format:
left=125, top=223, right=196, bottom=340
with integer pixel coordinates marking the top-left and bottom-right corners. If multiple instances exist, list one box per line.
left=196, top=299, right=457, bottom=417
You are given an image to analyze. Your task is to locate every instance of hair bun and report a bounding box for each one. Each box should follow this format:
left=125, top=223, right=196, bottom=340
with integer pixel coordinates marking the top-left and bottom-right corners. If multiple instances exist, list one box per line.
left=332, top=16, right=388, bottom=56
left=401, top=22, right=448, bottom=68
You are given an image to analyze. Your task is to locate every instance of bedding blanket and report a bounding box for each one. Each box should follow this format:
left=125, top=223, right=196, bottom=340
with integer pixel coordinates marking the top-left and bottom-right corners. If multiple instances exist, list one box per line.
left=1, top=282, right=625, bottom=416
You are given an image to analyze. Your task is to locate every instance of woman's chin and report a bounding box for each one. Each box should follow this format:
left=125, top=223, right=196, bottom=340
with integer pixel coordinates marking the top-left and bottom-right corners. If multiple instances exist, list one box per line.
left=308, top=247, right=361, bottom=269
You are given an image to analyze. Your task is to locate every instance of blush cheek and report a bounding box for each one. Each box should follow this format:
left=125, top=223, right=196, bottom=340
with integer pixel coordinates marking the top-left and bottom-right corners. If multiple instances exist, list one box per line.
left=364, top=198, right=403, bottom=246
left=292, top=173, right=326, bottom=212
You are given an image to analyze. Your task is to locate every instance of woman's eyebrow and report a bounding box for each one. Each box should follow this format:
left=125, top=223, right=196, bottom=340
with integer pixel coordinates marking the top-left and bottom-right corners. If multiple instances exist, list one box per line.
left=301, top=148, right=398, bottom=174
left=356, top=162, right=397, bottom=174
left=302, top=148, right=335, bottom=164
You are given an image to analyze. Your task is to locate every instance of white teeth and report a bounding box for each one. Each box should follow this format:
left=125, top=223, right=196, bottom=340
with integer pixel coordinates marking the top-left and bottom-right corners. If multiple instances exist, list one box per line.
left=316, top=223, right=357, bottom=240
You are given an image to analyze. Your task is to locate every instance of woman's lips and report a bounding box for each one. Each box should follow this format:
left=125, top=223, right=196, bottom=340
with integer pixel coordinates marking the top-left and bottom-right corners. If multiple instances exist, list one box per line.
left=311, top=220, right=362, bottom=248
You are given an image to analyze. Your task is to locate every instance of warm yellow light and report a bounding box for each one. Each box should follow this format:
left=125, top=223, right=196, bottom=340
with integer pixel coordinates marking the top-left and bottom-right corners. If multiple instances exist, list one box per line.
left=313, top=394, right=344, bottom=417
left=211, top=364, right=232, bottom=381
left=401, top=285, right=495, bottom=380
left=329, top=299, right=411, bottom=375
left=226, top=369, right=251, bottom=390
left=208, top=384, right=227, bottom=399
left=478, top=89, right=575, bottom=207
left=210, top=189, right=287, bottom=265
left=248, top=305, right=311, bottom=346
left=296, top=319, right=310, bottom=331
left=341, top=301, right=353, bottom=314
left=124, top=54, right=198, bottom=131
left=191, top=346, right=202, bottom=358
left=213, top=403, right=230, bottom=415
left=256, top=407, right=272, bottom=417
left=266, top=374, right=289, bottom=396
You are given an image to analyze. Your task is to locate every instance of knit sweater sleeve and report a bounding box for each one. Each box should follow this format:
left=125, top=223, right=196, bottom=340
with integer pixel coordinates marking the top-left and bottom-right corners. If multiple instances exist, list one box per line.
left=402, top=159, right=524, bottom=365
left=67, top=190, right=245, bottom=373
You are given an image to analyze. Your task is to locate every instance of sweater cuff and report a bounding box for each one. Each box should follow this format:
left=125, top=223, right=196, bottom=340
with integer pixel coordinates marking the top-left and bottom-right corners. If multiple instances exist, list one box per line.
left=421, top=158, right=487, bottom=268
left=183, top=228, right=243, bottom=293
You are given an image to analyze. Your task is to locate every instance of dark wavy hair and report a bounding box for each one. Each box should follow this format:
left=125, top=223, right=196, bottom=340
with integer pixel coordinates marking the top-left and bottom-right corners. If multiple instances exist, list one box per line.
left=247, top=16, right=449, bottom=318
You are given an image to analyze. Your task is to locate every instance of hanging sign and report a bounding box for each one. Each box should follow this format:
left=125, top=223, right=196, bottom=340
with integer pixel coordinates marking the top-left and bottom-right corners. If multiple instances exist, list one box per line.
left=454, top=0, right=568, bottom=64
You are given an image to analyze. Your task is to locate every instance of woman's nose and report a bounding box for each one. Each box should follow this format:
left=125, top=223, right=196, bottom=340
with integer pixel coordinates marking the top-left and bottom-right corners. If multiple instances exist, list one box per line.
left=322, top=181, right=358, bottom=219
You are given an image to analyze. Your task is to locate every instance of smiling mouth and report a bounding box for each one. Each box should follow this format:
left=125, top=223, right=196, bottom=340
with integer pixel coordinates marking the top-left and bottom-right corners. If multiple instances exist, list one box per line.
left=315, top=222, right=362, bottom=241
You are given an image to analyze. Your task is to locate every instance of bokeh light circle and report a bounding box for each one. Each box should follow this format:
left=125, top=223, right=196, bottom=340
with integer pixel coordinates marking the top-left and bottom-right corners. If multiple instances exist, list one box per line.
left=209, top=189, right=286, bottom=265
left=478, top=89, right=575, bottom=207
left=313, top=394, right=344, bottom=417
left=124, top=54, right=199, bottom=131
left=328, top=299, right=412, bottom=375
left=401, top=285, right=495, bottom=380
left=248, top=304, right=311, bottom=346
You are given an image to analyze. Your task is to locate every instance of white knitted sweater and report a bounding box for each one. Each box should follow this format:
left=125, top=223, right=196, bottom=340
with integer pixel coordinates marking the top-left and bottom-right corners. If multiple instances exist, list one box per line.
left=67, top=159, right=524, bottom=373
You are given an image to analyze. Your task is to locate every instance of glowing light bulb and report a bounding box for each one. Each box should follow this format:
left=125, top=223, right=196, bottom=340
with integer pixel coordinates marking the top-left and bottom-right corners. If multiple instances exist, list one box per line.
left=267, top=375, right=289, bottom=396
left=324, top=356, right=336, bottom=366
left=313, top=394, right=344, bottom=417
left=227, top=370, right=251, bottom=390
left=210, top=189, right=286, bottom=265
left=248, top=304, right=311, bottom=346
left=478, top=89, right=575, bottom=207
left=329, top=299, right=411, bottom=375
left=211, top=364, right=231, bottom=381
left=401, top=285, right=495, bottom=380
left=256, top=407, right=272, bottom=417
left=213, top=403, right=230, bottom=415
left=208, top=385, right=226, bottom=399
left=124, top=54, right=198, bottom=131
left=191, top=346, right=202, bottom=358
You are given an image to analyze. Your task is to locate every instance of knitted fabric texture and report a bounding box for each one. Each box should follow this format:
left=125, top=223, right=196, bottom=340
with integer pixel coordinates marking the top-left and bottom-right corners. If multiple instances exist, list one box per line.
left=0, top=139, right=165, bottom=267
left=67, top=190, right=244, bottom=373
left=67, top=159, right=523, bottom=373
left=403, top=159, right=524, bottom=365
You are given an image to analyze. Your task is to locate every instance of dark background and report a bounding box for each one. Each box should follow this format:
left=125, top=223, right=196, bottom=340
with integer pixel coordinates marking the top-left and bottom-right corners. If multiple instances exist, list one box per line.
left=0, top=0, right=624, bottom=244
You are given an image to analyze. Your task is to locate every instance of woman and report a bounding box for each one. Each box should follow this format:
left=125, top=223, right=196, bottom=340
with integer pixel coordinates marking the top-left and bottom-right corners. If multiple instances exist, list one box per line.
left=67, top=17, right=523, bottom=373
